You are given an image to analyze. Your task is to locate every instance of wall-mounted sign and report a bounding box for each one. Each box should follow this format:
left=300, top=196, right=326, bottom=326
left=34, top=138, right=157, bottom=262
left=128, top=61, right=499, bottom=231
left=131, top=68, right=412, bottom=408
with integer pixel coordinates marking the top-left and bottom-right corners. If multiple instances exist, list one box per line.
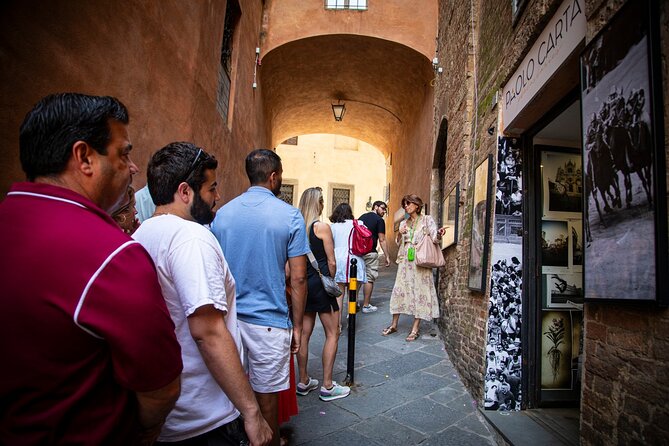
left=501, top=0, right=585, bottom=131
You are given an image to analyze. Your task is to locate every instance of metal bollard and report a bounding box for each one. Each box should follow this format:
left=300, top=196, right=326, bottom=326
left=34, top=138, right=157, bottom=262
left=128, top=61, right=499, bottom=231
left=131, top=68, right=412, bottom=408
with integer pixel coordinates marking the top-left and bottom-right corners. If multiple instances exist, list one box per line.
left=344, top=258, right=357, bottom=386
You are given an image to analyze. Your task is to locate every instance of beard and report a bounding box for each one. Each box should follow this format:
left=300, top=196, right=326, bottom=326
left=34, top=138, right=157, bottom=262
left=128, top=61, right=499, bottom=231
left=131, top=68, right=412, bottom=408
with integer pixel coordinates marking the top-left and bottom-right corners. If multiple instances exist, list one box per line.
left=190, top=191, right=215, bottom=225
left=271, top=179, right=282, bottom=197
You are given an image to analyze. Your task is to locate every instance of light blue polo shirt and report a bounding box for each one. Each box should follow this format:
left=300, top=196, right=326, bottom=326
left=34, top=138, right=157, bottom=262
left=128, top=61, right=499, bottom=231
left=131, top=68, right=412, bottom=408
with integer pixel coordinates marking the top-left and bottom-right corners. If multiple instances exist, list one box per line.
left=211, top=186, right=309, bottom=329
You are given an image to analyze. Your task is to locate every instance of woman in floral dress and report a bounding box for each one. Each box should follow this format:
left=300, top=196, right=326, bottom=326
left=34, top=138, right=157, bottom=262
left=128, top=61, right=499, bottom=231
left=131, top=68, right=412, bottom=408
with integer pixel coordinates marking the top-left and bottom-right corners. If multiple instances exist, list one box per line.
left=382, top=194, right=445, bottom=341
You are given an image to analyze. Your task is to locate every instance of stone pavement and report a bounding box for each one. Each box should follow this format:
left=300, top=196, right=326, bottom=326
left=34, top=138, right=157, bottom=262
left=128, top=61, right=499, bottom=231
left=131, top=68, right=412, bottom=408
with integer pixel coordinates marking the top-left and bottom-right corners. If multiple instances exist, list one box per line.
left=283, top=263, right=498, bottom=446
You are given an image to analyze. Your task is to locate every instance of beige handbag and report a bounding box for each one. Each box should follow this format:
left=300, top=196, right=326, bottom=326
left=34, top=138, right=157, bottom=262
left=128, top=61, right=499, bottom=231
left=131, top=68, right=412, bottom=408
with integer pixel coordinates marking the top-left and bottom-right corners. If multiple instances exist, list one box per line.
left=415, top=230, right=445, bottom=268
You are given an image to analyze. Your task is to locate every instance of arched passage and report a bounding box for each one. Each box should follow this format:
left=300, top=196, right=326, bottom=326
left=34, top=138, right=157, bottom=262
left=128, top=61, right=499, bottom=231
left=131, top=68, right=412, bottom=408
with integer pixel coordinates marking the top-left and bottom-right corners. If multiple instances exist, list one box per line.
left=260, top=34, right=435, bottom=155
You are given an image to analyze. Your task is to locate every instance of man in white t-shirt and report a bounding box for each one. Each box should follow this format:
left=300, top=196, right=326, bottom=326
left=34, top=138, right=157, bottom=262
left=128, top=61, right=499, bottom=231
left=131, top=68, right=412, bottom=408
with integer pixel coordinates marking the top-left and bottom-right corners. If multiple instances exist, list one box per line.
left=134, top=142, right=272, bottom=446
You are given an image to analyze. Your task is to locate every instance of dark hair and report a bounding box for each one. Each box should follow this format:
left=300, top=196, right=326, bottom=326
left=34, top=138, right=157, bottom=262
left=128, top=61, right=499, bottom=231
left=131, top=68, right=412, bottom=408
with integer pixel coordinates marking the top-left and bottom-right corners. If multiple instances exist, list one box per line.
left=148, top=142, right=218, bottom=205
left=329, top=202, right=354, bottom=223
left=373, top=200, right=386, bottom=209
left=245, top=149, right=281, bottom=185
left=401, top=194, right=423, bottom=214
left=19, top=93, right=129, bottom=181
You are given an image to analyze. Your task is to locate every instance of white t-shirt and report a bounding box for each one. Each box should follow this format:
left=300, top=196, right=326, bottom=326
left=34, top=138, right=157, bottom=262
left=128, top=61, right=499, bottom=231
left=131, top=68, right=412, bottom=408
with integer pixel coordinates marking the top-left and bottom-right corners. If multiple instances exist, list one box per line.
left=134, top=214, right=242, bottom=441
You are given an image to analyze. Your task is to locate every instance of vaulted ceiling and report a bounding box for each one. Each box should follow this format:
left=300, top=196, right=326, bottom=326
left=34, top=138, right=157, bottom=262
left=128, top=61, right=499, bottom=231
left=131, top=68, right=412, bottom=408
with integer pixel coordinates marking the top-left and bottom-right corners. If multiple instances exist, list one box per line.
left=261, top=34, right=435, bottom=155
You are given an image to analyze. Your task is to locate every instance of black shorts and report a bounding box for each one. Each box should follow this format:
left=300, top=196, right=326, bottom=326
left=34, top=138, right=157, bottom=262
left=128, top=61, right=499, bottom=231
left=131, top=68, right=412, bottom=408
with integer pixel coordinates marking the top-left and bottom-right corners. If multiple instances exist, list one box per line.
left=305, top=273, right=339, bottom=313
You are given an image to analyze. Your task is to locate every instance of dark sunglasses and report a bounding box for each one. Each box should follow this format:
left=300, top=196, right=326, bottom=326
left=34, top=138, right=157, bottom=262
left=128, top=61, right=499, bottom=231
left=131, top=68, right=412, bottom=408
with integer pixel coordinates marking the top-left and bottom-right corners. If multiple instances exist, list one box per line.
left=181, top=148, right=203, bottom=183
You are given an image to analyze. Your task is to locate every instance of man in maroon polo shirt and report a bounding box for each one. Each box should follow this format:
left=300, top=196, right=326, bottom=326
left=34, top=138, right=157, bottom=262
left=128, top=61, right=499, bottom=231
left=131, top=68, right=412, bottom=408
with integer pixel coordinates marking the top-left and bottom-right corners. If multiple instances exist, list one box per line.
left=0, top=93, right=183, bottom=445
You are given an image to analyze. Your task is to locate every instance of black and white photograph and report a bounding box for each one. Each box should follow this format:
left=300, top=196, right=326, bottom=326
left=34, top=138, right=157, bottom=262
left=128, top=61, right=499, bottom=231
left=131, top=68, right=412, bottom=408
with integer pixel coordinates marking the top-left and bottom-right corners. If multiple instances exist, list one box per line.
left=570, top=220, right=583, bottom=269
left=485, top=256, right=522, bottom=411
left=441, top=182, right=459, bottom=249
left=544, top=273, right=584, bottom=309
left=496, top=137, right=522, bottom=217
left=468, top=154, right=493, bottom=292
left=541, top=220, right=569, bottom=269
left=580, top=0, right=667, bottom=303
left=485, top=136, right=524, bottom=412
left=541, top=150, right=582, bottom=218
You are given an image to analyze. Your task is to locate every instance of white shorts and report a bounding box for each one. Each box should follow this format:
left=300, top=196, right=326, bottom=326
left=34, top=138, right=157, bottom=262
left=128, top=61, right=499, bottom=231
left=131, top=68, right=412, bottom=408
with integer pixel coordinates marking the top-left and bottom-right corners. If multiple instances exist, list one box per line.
left=238, top=320, right=291, bottom=393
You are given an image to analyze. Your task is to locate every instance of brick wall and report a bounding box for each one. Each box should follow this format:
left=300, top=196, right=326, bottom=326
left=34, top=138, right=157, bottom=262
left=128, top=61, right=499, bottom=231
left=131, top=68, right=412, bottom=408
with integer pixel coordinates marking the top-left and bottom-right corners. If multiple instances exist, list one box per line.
left=434, top=0, right=485, bottom=400
left=579, top=2, right=669, bottom=444
left=434, top=0, right=565, bottom=403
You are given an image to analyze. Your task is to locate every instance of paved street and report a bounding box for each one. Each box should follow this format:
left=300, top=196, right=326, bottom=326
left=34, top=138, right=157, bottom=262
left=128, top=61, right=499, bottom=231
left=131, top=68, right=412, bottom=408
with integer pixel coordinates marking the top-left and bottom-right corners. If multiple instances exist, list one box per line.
left=284, top=263, right=497, bottom=445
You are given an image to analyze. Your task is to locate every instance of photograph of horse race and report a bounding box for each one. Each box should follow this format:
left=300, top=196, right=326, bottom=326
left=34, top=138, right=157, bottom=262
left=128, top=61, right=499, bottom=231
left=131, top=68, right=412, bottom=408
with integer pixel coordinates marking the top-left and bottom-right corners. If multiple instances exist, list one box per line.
left=580, top=0, right=663, bottom=302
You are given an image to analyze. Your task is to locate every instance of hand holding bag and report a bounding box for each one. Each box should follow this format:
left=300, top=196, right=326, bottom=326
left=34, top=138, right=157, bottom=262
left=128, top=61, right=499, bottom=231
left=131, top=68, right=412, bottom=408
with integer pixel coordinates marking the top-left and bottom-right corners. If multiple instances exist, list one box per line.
left=415, top=225, right=445, bottom=269
left=307, top=252, right=343, bottom=298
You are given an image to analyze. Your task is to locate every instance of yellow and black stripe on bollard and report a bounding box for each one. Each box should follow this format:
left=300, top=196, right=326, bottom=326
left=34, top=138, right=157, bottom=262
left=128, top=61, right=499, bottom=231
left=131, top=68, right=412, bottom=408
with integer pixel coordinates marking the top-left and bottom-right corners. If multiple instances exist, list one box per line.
left=344, top=258, right=357, bottom=386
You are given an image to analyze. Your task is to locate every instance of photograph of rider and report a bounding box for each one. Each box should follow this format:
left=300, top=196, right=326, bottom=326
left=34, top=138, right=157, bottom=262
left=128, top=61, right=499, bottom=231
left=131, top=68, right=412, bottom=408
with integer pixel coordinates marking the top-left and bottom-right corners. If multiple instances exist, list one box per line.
left=580, top=0, right=660, bottom=301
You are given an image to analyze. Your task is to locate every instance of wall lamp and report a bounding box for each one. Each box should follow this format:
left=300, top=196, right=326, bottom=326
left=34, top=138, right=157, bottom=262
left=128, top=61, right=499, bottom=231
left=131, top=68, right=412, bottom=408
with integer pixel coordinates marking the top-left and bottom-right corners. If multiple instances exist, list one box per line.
left=332, top=101, right=346, bottom=122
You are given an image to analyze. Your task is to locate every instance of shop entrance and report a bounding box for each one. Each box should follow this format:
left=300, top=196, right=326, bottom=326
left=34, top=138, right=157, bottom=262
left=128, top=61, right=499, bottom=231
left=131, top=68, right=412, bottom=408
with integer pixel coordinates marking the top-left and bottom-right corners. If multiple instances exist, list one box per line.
left=527, top=96, right=584, bottom=408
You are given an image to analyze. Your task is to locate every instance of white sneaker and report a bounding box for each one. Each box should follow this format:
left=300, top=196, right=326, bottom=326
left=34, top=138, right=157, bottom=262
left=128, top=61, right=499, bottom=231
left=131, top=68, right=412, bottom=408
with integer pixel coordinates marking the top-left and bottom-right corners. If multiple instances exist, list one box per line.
left=362, top=304, right=378, bottom=313
left=319, top=381, right=350, bottom=401
left=296, top=377, right=319, bottom=395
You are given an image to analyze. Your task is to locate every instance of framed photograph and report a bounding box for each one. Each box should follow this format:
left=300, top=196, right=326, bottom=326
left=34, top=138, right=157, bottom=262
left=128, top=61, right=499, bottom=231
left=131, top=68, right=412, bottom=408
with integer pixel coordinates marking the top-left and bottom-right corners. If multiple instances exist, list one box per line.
left=441, top=183, right=459, bottom=249
left=541, top=220, right=569, bottom=271
left=468, top=155, right=493, bottom=292
left=543, top=273, right=584, bottom=309
left=541, top=311, right=573, bottom=390
left=580, top=0, right=667, bottom=304
left=540, top=149, right=582, bottom=219
left=568, top=220, right=583, bottom=270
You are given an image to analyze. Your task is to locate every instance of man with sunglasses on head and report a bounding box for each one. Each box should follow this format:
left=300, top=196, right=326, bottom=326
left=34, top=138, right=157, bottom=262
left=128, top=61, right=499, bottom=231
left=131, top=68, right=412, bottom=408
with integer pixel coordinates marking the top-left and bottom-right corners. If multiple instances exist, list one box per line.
left=358, top=200, right=391, bottom=313
left=133, top=142, right=272, bottom=446
left=0, top=93, right=183, bottom=445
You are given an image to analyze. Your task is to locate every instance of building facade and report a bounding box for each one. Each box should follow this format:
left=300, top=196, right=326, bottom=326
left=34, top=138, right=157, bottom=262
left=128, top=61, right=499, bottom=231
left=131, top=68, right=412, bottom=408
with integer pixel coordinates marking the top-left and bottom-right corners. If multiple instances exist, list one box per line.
left=434, top=0, right=669, bottom=444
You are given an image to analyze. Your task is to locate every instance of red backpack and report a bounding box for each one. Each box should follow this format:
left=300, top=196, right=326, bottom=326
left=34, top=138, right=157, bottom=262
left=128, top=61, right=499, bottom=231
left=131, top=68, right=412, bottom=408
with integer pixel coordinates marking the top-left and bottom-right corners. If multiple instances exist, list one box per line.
left=348, top=220, right=373, bottom=256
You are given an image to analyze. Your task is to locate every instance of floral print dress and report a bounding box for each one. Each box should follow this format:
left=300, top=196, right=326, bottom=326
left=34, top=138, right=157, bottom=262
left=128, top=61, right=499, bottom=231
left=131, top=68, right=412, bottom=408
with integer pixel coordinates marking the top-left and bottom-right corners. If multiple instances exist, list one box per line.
left=389, top=214, right=440, bottom=321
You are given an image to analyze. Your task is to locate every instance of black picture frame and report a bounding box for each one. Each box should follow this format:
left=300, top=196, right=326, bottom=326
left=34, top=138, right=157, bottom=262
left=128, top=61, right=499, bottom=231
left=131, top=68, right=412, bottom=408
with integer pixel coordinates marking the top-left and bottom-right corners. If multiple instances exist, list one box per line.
left=441, top=182, right=460, bottom=249
left=580, top=0, right=667, bottom=305
left=468, top=155, right=493, bottom=292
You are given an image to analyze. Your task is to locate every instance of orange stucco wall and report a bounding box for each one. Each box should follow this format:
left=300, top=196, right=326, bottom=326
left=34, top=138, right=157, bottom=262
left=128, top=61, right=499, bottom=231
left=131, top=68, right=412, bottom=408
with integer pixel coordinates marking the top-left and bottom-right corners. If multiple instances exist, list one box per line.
left=0, top=0, right=268, bottom=201
left=261, top=0, right=438, bottom=60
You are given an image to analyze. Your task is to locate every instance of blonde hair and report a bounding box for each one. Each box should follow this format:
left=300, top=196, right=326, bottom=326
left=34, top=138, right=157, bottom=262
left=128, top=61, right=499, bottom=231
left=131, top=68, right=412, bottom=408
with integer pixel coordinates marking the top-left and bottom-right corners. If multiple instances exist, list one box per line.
left=298, top=187, right=324, bottom=233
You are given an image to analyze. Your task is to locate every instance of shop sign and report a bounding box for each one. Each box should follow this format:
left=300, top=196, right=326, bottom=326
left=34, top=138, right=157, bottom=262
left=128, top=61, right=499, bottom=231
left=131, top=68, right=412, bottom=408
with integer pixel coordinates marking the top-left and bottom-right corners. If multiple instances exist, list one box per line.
left=502, top=0, right=585, bottom=131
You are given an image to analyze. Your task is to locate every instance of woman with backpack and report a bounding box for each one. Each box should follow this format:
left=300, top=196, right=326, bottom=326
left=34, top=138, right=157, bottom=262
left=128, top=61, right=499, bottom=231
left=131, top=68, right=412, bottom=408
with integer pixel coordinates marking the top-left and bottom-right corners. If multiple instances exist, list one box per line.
left=329, top=203, right=367, bottom=330
left=382, top=194, right=445, bottom=341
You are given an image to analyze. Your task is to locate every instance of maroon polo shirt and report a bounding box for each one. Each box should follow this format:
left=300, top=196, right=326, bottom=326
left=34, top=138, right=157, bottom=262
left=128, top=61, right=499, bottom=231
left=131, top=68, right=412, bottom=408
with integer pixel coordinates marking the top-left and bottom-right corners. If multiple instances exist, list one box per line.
left=0, top=182, right=182, bottom=445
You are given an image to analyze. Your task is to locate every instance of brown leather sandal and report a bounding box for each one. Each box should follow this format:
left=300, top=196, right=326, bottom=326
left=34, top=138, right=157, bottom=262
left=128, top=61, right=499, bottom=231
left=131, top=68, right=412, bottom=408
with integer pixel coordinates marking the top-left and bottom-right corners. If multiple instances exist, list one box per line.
left=406, top=331, right=420, bottom=342
left=382, top=326, right=397, bottom=336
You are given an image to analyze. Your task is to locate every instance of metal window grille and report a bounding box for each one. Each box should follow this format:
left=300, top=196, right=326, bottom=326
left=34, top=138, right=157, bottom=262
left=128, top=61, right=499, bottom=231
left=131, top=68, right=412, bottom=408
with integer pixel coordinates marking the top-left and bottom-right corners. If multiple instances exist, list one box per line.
left=217, top=69, right=231, bottom=121
left=331, top=188, right=351, bottom=213
left=279, top=184, right=295, bottom=205
left=325, top=0, right=367, bottom=11
left=217, top=0, right=241, bottom=121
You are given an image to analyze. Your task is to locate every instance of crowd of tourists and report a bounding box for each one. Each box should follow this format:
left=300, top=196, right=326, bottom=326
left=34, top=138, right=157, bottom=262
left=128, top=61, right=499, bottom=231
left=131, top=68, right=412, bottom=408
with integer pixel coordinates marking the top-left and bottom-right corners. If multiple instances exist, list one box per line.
left=0, top=92, right=448, bottom=446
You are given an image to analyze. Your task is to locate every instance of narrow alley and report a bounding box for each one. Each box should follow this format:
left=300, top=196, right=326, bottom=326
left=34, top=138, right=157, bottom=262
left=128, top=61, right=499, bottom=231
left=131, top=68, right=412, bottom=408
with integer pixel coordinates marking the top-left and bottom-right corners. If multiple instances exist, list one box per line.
left=284, top=264, right=497, bottom=446
left=1, top=0, right=668, bottom=444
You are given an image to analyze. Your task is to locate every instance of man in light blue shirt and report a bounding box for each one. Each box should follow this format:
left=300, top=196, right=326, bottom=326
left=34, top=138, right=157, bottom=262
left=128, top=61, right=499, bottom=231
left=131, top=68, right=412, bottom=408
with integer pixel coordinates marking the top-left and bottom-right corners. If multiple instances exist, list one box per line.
left=211, top=149, right=308, bottom=445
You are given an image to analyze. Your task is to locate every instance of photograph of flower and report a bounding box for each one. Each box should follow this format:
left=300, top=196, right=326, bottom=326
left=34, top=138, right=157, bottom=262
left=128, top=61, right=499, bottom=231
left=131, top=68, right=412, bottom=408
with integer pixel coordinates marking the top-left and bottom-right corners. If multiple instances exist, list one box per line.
left=541, top=311, right=572, bottom=390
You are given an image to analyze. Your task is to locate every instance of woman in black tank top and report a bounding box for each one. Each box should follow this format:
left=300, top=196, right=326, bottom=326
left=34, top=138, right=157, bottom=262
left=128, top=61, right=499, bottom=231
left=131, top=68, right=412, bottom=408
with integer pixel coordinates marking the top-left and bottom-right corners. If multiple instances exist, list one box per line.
left=294, top=187, right=350, bottom=401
